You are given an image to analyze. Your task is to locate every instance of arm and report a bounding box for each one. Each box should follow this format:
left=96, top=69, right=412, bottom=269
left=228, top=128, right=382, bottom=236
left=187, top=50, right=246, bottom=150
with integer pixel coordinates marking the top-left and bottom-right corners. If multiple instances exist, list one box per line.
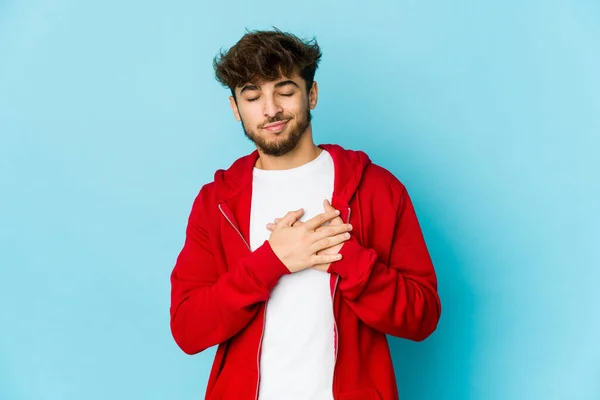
left=170, top=190, right=289, bottom=355
left=328, top=185, right=441, bottom=341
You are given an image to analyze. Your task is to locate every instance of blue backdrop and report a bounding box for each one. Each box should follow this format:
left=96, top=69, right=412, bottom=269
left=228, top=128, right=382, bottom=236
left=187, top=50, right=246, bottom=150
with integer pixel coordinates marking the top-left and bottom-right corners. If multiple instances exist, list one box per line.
left=1, top=1, right=599, bottom=399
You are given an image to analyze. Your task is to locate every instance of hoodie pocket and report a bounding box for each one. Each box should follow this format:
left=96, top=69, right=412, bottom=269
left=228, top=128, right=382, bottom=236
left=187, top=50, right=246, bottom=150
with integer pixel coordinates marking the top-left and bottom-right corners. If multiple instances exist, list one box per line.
left=338, top=387, right=382, bottom=400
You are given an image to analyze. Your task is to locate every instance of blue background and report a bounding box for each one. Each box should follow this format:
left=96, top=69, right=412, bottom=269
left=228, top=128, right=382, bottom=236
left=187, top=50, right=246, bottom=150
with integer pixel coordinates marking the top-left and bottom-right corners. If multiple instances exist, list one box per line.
left=1, top=1, right=599, bottom=399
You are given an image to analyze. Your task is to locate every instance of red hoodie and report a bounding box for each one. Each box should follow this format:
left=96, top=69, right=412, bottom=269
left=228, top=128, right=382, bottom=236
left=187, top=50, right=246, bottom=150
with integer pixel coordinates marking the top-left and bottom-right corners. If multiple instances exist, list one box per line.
left=170, top=143, right=441, bottom=400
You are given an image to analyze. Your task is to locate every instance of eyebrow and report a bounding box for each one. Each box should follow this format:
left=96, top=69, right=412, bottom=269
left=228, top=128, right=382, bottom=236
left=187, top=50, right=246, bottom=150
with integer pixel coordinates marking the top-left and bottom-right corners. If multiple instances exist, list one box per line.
left=239, top=79, right=300, bottom=95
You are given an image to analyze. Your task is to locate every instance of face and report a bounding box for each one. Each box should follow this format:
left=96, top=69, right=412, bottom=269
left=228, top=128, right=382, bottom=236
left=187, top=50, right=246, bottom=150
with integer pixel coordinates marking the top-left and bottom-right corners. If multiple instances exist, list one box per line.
left=229, top=72, right=318, bottom=157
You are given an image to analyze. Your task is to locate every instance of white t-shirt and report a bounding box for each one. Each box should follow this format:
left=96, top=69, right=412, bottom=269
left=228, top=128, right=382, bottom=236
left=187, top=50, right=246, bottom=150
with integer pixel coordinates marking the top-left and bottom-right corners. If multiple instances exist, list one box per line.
left=249, top=149, right=336, bottom=400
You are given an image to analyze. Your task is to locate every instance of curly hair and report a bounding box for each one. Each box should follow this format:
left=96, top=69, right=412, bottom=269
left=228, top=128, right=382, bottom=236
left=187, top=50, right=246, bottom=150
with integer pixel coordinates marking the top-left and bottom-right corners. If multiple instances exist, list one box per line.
left=213, top=27, right=322, bottom=99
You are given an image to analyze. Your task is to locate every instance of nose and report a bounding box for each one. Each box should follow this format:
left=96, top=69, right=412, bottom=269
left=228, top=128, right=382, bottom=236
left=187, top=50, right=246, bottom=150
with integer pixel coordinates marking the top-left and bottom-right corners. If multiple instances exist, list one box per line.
left=263, top=94, right=283, bottom=118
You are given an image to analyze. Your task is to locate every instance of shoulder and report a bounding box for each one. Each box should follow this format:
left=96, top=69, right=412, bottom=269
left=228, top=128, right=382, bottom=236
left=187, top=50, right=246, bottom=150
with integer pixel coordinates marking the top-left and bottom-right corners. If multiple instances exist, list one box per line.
left=187, top=181, right=216, bottom=221
left=362, top=162, right=407, bottom=200
left=197, top=181, right=216, bottom=202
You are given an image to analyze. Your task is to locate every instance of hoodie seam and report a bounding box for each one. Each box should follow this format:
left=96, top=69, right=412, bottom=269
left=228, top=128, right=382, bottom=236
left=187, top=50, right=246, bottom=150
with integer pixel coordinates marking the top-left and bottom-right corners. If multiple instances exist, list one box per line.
left=356, top=189, right=365, bottom=245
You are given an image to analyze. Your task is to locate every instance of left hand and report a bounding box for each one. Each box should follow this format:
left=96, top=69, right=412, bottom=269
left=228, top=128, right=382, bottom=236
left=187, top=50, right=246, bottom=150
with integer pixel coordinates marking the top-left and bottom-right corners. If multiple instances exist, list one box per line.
left=266, top=199, right=348, bottom=272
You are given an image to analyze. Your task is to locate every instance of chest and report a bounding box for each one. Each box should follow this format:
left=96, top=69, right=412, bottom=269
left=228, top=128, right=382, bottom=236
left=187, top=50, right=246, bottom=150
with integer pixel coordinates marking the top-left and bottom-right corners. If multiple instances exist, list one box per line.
left=248, top=172, right=335, bottom=252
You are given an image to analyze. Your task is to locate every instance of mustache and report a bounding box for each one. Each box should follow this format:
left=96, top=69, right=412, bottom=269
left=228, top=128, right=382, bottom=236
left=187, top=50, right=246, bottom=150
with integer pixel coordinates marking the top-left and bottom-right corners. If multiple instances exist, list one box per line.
left=260, top=115, right=292, bottom=128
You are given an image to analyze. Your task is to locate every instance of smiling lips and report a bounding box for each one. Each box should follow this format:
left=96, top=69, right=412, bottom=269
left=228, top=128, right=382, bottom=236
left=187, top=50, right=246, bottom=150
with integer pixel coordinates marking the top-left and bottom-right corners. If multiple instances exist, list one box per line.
left=262, top=120, right=290, bottom=132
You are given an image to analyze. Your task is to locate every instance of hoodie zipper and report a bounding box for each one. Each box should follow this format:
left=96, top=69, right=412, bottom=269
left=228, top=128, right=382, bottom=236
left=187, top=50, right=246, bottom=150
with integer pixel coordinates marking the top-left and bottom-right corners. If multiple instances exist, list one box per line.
left=218, top=203, right=251, bottom=250
left=331, top=206, right=352, bottom=398
left=217, top=204, right=266, bottom=400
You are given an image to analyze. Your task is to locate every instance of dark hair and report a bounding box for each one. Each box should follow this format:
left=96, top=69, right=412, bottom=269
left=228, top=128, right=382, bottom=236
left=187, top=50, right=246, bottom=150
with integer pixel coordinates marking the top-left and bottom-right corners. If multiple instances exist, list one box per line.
left=213, top=27, right=322, bottom=99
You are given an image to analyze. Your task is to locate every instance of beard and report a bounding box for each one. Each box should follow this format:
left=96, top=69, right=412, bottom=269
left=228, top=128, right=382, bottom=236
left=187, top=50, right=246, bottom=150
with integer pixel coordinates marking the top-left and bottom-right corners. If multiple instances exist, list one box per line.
left=241, top=106, right=312, bottom=157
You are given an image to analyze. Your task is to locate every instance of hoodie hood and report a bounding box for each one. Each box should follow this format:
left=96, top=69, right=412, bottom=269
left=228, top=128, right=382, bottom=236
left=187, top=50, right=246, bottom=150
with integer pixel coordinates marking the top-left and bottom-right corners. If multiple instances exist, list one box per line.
left=214, top=143, right=371, bottom=206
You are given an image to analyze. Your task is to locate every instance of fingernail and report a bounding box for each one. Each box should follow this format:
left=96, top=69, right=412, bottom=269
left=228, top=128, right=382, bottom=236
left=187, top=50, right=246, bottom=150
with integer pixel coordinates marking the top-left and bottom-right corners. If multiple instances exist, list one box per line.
left=344, top=233, right=350, bottom=238
left=335, top=210, right=340, bottom=214
left=348, top=224, right=353, bottom=230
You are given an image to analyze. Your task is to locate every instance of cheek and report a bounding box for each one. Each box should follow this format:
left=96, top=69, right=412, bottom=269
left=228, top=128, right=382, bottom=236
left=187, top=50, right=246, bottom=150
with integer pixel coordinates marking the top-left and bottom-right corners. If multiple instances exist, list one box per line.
left=287, top=98, right=309, bottom=116
left=238, top=108, right=261, bottom=127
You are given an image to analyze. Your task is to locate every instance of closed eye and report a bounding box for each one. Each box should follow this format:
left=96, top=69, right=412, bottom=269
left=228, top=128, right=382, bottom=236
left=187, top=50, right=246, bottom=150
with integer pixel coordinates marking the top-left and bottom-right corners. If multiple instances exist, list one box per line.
left=246, top=92, right=294, bottom=102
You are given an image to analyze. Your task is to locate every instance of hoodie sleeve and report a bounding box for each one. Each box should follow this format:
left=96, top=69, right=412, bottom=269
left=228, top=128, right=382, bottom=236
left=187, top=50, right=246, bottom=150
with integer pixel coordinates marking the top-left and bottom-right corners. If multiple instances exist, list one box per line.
left=170, top=188, right=290, bottom=355
left=327, top=184, right=441, bottom=341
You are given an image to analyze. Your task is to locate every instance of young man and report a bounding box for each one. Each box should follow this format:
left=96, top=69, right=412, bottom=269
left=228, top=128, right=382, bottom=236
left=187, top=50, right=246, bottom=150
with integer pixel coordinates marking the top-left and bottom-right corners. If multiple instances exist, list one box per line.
left=170, top=28, right=441, bottom=400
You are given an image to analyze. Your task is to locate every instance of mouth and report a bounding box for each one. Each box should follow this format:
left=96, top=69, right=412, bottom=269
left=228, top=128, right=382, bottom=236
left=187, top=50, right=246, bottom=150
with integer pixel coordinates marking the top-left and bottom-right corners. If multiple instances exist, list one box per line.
left=262, top=120, right=290, bottom=133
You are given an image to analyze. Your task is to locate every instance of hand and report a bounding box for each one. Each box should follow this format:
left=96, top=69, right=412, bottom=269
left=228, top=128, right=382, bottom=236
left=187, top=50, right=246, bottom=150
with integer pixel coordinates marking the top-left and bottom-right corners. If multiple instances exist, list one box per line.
left=266, top=200, right=351, bottom=272
left=314, top=199, right=347, bottom=271
left=267, top=206, right=353, bottom=274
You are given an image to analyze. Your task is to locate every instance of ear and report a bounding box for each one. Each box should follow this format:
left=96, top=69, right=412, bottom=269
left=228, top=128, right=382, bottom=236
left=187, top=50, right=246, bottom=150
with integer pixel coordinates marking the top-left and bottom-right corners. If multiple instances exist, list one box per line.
left=229, top=95, right=241, bottom=121
left=309, top=81, right=319, bottom=110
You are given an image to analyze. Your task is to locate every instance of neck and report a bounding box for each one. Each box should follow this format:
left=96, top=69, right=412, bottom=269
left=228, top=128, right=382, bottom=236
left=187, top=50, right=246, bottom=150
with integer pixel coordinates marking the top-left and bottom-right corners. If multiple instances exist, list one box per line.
left=255, top=128, right=322, bottom=171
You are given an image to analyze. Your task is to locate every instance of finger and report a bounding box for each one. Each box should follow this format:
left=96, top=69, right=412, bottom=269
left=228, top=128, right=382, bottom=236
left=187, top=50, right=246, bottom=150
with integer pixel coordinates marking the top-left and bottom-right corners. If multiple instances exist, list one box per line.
left=279, top=218, right=304, bottom=228
left=310, top=231, right=351, bottom=254
left=278, top=208, right=304, bottom=227
left=304, top=209, right=340, bottom=231
left=325, top=200, right=346, bottom=226
left=313, top=223, right=352, bottom=242
left=266, top=223, right=275, bottom=231
left=323, top=199, right=334, bottom=211
left=322, top=200, right=335, bottom=224
left=311, top=253, right=342, bottom=265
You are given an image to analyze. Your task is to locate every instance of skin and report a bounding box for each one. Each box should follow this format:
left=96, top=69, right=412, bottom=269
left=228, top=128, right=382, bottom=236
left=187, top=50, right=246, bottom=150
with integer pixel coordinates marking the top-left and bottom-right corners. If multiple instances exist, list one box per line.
left=229, top=72, right=351, bottom=273
left=267, top=199, right=348, bottom=272
left=229, top=71, right=319, bottom=170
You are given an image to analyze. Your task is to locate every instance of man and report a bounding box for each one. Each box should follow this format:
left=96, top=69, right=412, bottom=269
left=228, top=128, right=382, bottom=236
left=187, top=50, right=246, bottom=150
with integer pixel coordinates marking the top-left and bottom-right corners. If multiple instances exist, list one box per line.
left=170, top=28, right=441, bottom=400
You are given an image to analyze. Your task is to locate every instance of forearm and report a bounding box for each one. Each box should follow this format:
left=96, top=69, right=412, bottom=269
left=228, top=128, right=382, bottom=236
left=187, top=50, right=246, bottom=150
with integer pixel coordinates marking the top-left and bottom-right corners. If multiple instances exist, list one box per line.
left=170, top=240, right=289, bottom=354
left=329, top=236, right=441, bottom=341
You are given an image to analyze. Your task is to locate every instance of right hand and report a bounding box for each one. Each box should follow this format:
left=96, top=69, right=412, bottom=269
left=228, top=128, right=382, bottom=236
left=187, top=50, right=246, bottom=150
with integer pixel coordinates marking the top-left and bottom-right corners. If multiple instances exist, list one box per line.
left=268, top=208, right=353, bottom=273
